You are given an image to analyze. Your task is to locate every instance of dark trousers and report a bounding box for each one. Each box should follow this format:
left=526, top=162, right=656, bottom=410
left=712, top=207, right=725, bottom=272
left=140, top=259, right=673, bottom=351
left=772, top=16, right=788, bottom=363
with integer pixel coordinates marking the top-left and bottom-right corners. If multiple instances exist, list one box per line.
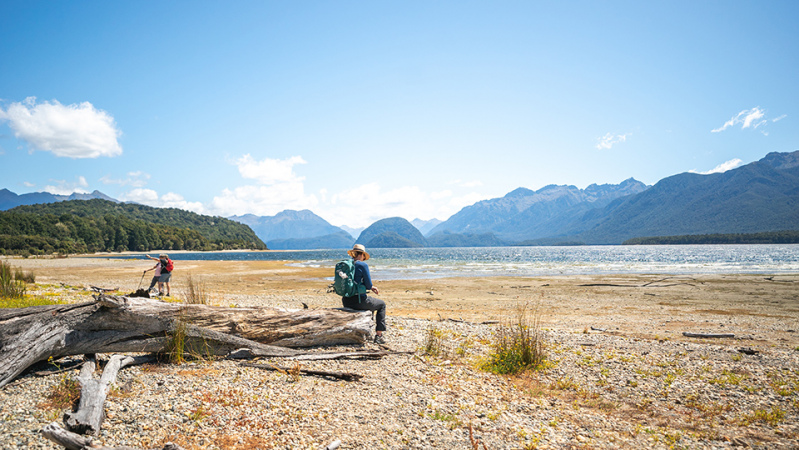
left=147, top=276, right=159, bottom=291
left=343, top=295, right=387, bottom=332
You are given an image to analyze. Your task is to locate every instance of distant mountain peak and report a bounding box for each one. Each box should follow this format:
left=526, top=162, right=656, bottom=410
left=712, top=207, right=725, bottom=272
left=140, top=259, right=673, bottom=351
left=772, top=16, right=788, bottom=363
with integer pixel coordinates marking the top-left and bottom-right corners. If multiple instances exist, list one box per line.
left=760, top=150, right=799, bottom=170
left=0, top=189, right=118, bottom=211
left=504, top=187, right=535, bottom=198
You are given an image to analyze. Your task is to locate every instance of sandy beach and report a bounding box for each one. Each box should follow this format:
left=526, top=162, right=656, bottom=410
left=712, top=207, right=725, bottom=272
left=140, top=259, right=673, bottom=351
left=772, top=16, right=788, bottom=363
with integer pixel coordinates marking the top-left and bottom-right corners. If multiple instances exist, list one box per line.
left=2, top=255, right=798, bottom=449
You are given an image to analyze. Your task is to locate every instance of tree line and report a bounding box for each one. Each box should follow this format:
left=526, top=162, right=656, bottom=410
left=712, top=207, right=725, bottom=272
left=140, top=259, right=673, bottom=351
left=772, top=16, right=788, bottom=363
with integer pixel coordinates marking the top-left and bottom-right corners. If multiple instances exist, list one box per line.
left=0, top=200, right=266, bottom=256
left=623, top=230, right=799, bottom=245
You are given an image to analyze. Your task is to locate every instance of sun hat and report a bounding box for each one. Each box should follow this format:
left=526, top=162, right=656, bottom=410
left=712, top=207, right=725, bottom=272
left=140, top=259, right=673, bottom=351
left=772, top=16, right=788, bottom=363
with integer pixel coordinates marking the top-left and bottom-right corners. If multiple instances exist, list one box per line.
left=347, top=244, right=370, bottom=260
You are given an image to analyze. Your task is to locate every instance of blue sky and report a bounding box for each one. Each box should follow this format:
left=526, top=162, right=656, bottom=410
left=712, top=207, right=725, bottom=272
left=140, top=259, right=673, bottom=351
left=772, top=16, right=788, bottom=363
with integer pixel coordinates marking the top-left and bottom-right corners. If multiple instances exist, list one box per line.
left=1, top=1, right=797, bottom=228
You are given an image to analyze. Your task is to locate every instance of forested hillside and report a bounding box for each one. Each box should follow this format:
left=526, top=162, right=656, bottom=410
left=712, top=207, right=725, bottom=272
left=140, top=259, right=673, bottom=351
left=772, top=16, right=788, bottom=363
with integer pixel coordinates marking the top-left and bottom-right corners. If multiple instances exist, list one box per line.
left=0, top=199, right=265, bottom=255
left=623, top=230, right=799, bottom=245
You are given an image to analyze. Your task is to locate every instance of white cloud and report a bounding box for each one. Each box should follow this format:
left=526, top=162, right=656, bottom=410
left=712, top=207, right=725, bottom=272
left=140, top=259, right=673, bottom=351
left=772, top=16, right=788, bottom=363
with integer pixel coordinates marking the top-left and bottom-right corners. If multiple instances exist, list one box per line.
left=772, top=114, right=787, bottom=123
left=324, top=183, right=489, bottom=228
left=0, top=97, right=122, bottom=158
left=209, top=183, right=319, bottom=217
left=204, top=154, right=318, bottom=217
left=689, top=158, right=743, bottom=175
left=595, top=132, right=631, bottom=150
left=235, top=154, right=306, bottom=184
left=100, top=171, right=151, bottom=188
left=22, top=181, right=35, bottom=188
left=711, top=107, right=768, bottom=133
left=43, top=176, right=90, bottom=195
left=120, top=188, right=206, bottom=214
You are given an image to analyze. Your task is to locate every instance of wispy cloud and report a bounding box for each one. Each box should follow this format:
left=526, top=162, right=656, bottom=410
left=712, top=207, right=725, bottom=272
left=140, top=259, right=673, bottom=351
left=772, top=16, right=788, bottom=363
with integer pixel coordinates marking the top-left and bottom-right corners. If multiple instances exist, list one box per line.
left=711, top=107, right=769, bottom=133
left=772, top=114, right=787, bottom=123
left=448, top=179, right=483, bottom=188
left=595, top=132, right=631, bottom=150
left=0, top=97, right=122, bottom=158
left=689, top=158, right=743, bottom=175
left=43, top=176, right=90, bottom=195
left=325, top=183, right=490, bottom=228
left=100, top=171, right=151, bottom=188
left=120, top=188, right=206, bottom=213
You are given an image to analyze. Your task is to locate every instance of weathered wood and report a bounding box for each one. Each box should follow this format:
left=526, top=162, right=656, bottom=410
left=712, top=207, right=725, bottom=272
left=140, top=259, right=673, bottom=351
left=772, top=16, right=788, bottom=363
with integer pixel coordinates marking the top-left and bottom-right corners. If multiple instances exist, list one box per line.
left=240, top=362, right=363, bottom=381
left=0, top=295, right=373, bottom=388
left=64, top=355, right=153, bottom=435
left=323, top=440, right=342, bottom=450
left=682, top=332, right=735, bottom=339
left=42, top=422, right=185, bottom=450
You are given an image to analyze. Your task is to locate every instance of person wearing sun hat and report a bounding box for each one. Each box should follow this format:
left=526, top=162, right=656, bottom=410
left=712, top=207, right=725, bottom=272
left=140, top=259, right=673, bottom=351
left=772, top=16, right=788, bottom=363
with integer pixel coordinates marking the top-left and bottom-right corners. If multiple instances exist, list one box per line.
left=342, top=244, right=387, bottom=344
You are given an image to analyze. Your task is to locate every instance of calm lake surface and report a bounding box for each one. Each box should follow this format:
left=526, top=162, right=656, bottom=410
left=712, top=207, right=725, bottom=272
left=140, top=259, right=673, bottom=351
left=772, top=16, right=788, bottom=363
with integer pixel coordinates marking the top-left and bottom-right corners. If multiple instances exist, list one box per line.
left=102, top=245, right=799, bottom=280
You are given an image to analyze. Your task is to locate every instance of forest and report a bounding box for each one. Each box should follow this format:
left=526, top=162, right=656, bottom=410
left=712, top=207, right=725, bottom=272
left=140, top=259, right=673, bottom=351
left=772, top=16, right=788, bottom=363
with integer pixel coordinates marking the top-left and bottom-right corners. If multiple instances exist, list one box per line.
left=623, top=230, right=799, bottom=245
left=0, top=200, right=266, bottom=255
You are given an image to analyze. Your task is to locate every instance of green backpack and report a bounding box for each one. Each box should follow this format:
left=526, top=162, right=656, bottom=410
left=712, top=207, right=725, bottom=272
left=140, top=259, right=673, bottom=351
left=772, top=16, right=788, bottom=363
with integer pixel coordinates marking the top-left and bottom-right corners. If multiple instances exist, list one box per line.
left=333, top=259, right=366, bottom=298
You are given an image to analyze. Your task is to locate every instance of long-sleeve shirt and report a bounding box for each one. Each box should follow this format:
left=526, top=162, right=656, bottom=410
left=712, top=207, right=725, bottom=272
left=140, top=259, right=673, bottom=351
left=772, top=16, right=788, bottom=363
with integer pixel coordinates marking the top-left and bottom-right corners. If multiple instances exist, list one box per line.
left=353, top=260, right=372, bottom=301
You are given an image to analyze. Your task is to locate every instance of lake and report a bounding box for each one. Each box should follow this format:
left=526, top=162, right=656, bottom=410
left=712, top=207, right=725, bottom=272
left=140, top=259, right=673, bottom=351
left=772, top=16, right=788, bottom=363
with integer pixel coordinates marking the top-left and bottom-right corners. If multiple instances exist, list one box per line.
left=99, top=245, right=799, bottom=280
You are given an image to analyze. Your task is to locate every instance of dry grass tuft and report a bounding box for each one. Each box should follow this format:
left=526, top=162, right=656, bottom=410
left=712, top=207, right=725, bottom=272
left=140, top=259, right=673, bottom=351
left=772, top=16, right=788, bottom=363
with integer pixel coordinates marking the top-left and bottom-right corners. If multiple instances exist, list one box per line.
left=181, top=272, right=210, bottom=305
left=480, top=301, right=547, bottom=375
left=1, top=260, right=26, bottom=299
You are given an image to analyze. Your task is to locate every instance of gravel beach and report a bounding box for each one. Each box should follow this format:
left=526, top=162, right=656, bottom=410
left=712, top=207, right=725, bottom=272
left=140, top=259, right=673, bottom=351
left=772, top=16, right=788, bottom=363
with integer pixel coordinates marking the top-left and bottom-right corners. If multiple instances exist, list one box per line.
left=1, top=256, right=798, bottom=449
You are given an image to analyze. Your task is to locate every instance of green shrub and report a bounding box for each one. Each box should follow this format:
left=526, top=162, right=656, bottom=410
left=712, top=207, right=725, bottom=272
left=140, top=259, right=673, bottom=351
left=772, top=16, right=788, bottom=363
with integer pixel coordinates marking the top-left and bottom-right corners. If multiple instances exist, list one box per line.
left=480, top=301, right=547, bottom=374
left=1, top=260, right=27, bottom=299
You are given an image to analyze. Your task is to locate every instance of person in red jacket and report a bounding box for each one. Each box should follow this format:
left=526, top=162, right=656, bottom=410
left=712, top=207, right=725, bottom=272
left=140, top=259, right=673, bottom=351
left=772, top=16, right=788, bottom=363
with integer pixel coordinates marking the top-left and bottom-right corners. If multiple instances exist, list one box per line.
left=145, top=254, right=173, bottom=296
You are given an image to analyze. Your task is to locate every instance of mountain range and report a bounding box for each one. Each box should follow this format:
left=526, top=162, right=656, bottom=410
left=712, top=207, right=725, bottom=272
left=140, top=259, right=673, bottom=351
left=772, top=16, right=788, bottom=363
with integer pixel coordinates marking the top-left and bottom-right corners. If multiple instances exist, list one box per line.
left=428, top=178, right=649, bottom=242
left=0, top=189, right=117, bottom=211
left=3, top=150, right=798, bottom=249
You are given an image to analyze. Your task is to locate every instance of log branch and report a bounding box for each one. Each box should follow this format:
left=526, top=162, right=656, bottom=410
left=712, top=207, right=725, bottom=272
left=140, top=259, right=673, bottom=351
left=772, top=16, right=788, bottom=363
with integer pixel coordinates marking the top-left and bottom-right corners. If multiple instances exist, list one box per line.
left=42, top=422, right=185, bottom=450
left=240, top=362, right=363, bottom=381
left=682, top=332, right=735, bottom=339
left=64, top=355, right=153, bottom=435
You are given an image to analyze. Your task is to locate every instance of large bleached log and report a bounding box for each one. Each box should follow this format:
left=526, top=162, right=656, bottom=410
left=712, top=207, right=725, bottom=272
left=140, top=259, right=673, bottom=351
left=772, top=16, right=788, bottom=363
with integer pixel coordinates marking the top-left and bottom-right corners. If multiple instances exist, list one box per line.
left=0, top=295, right=373, bottom=388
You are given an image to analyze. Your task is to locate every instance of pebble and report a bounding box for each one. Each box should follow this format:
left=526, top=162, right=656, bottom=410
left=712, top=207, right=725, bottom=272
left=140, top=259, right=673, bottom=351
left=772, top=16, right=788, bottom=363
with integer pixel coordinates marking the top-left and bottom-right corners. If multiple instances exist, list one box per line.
left=1, top=299, right=798, bottom=448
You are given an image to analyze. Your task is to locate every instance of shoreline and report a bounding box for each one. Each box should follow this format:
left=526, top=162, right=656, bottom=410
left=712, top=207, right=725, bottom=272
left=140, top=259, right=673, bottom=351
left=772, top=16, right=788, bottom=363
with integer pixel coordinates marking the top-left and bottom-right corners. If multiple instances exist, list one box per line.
left=6, top=257, right=799, bottom=348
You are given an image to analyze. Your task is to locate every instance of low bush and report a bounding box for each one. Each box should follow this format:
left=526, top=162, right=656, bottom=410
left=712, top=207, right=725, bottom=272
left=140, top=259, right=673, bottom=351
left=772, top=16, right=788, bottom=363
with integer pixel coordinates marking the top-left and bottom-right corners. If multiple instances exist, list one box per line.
left=480, top=301, right=547, bottom=375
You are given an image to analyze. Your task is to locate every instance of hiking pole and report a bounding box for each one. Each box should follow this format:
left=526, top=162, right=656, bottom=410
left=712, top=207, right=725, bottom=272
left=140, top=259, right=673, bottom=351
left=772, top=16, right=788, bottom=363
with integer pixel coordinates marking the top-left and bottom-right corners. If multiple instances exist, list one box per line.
left=137, top=272, right=145, bottom=291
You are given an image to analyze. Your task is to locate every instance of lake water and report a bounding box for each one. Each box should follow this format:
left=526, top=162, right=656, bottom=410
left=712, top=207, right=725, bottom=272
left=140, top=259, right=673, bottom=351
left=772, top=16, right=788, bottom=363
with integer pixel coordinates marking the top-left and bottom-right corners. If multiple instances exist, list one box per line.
left=102, top=245, right=799, bottom=280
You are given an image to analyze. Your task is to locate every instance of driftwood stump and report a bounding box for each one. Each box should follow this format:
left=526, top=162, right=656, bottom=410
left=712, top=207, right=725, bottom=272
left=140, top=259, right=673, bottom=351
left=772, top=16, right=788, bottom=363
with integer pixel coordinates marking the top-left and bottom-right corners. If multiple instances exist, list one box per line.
left=0, top=295, right=373, bottom=388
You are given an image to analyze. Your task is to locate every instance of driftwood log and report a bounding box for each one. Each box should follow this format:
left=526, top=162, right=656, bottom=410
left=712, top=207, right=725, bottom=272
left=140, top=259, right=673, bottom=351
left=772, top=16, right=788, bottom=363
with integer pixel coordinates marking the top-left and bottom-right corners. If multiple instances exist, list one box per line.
left=0, top=294, right=373, bottom=388
left=682, top=332, right=735, bottom=339
left=42, top=422, right=185, bottom=450
left=65, top=354, right=154, bottom=435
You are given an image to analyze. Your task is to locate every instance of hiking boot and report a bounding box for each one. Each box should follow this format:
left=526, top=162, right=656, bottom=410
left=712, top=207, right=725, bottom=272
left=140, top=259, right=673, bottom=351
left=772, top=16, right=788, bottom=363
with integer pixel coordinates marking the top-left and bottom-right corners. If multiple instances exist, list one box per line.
left=374, top=334, right=386, bottom=345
